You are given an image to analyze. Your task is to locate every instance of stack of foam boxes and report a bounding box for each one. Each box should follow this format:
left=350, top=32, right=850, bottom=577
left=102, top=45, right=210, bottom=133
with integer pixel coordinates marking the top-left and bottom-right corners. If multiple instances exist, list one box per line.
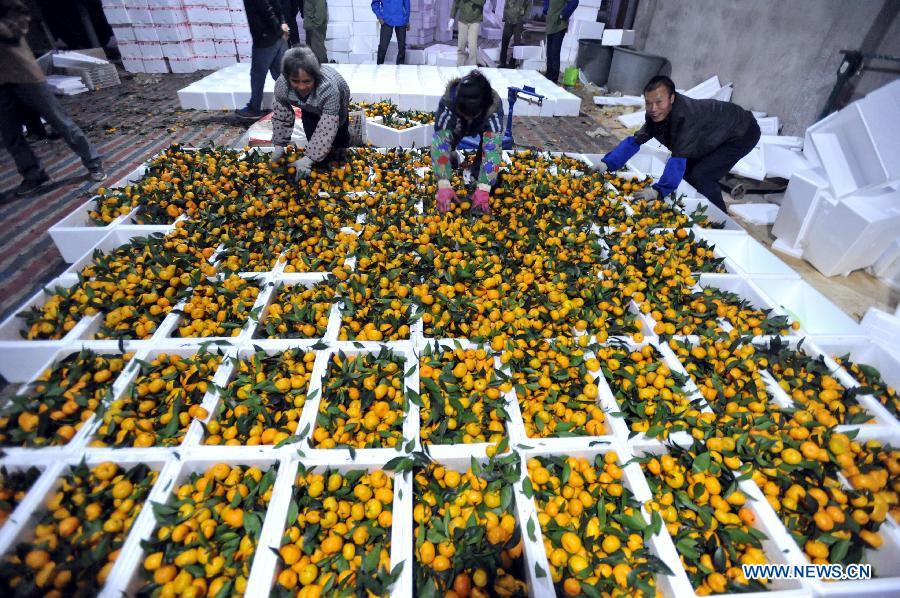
left=102, top=0, right=249, bottom=74
left=772, top=80, right=900, bottom=284
left=558, top=0, right=605, bottom=70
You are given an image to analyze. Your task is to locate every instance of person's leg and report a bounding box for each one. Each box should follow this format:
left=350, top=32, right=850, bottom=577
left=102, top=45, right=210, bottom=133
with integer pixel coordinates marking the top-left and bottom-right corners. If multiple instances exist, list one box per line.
left=467, top=22, right=480, bottom=65
left=683, top=121, right=761, bottom=211
left=457, top=21, right=469, bottom=66
left=545, top=29, right=565, bottom=82
left=316, top=23, right=329, bottom=62
left=267, top=38, right=286, bottom=81
left=13, top=82, right=102, bottom=173
left=0, top=84, right=47, bottom=185
left=247, top=44, right=269, bottom=112
left=307, top=26, right=328, bottom=63
left=376, top=22, right=392, bottom=64
left=500, top=23, right=513, bottom=67
left=395, top=25, right=406, bottom=65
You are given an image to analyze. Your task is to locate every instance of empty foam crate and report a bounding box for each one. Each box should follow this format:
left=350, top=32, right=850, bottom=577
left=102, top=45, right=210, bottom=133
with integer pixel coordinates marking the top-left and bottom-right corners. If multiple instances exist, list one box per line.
left=771, top=167, right=831, bottom=252
left=694, top=229, right=799, bottom=277
left=751, top=277, right=862, bottom=336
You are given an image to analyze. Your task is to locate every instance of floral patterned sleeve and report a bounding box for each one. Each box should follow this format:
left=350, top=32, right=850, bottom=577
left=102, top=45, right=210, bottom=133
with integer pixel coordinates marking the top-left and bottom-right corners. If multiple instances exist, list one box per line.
left=431, top=128, right=454, bottom=186
left=477, top=130, right=501, bottom=189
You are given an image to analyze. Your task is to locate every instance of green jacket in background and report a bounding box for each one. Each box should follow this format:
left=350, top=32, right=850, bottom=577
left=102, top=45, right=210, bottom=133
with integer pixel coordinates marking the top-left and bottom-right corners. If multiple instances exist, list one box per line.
left=450, top=0, right=486, bottom=24
left=503, top=0, right=531, bottom=24
left=302, top=0, right=327, bottom=29
left=545, top=0, right=569, bottom=35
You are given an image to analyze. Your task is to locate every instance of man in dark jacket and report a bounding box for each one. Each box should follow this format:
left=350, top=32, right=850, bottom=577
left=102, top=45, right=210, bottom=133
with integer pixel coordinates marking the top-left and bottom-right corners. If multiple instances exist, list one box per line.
left=302, top=0, right=328, bottom=64
left=599, top=76, right=760, bottom=211
left=372, top=0, right=410, bottom=65
left=543, top=0, right=578, bottom=83
left=235, top=0, right=288, bottom=119
left=499, top=0, right=529, bottom=68
left=1, top=0, right=106, bottom=198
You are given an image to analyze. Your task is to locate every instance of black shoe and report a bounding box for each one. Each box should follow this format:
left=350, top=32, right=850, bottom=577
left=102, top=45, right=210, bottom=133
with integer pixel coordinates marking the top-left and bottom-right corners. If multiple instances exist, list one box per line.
left=234, top=106, right=264, bottom=119
left=89, top=168, right=108, bottom=182
left=15, top=174, right=52, bottom=197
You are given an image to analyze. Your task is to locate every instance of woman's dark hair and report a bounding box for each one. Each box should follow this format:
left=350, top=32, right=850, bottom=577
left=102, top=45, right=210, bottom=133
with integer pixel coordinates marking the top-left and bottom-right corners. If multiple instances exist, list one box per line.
left=455, top=70, right=494, bottom=119
left=282, top=46, right=322, bottom=85
left=644, top=75, right=676, bottom=96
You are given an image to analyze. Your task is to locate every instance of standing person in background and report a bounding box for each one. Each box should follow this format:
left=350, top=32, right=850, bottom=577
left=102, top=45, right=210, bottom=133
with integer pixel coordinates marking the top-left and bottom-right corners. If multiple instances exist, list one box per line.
left=372, top=0, right=410, bottom=65
left=235, top=0, right=288, bottom=119
left=448, top=0, right=485, bottom=67
left=280, top=0, right=301, bottom=47
left=302, top=0, right=328, bottom=64
left=543, top=0, right=578, bottom=83
left=0, top=0, right=106, bottom=198
left=499, top=0, right=530, bottom=68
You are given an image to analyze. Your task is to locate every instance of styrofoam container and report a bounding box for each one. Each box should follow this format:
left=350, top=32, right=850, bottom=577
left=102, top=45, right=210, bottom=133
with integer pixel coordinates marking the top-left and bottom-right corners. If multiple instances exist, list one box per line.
left=48, top=199, right=138, bottom=263
left=797, top=335, right=900, bottom=430
left=367, top=117, right=430, bottom=148
left=520, top=441, right=695, bottom=597
left=0, top=453, right=177, bottom=596
left=678, top=198, right=744, bottom=231
left=694, top=229, right=800, bottom=277
left=250, top=454, right=413, bottom=596
left=0, top=461, right=56, bottom=550
left=771, top=167, right=831, bottom=253
left=0, top=275, right=96, bottom=382
left=751, top=277, right=862, bottom=336
left=61, top=226, right=174, bottom=278
left=302, top=346, right=419, bottom=462
left=106, top=455, right=281, bottom=597
left=628, top=441, right=813, bottom=597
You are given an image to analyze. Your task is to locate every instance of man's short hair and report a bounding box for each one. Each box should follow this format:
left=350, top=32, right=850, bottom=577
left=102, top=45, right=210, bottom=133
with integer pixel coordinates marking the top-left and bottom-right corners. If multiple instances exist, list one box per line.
left=644, top=75, right=675, bottom=96
left=282, top=46, right=322, bottom=84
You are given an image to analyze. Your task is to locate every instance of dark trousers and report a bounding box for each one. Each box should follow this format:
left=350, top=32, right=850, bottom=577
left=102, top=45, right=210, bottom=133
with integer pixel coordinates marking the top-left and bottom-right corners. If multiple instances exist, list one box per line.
left=499, top=22, right=523, bottom=67
left=377, top=23, right=407, bottom=65
left=300, top=110, right=351, bottom=164
left=684, top=120, right=761, bottom=211
left=248, top=38, right=286, bottom=111
left=305, top=25, right=328, bottom=64
left=545, top=28, right=566, bottom=83
left=0, top=82, right=101, bottom=182
left=281, top=0, right=301, bottom=46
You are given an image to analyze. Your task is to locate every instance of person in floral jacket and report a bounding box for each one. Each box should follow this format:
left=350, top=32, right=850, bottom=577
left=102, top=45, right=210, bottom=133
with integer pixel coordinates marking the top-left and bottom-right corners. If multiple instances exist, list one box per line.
left=430, top=71, right=503, bottom=214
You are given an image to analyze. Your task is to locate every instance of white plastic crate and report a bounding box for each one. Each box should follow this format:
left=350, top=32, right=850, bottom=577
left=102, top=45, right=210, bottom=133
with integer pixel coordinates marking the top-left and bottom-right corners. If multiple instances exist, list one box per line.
left=694, top=229, right=800, bottom=277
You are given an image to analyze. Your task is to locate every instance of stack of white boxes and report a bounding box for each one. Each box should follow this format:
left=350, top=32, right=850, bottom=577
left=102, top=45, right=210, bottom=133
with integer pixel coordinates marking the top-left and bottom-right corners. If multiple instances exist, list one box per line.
left=558, top=0, right=603, bottom=69
left=772, top=80, right=900, bottom=281
left=102, top=0, right=249, bottom=73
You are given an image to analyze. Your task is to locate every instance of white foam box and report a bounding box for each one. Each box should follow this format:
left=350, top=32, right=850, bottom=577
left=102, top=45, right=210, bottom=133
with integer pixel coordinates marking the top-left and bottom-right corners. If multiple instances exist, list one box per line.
left=138, top=41, right=163, bottom=59
left=103, top=6, right=130, bottom=24
left=678, top=197, right=744, bottom=231
left=771, top=166, right=831, bottom=252
left=351, top=7, right=377, bottom=21
left=213, top=24, right=234, bottom=39
left=214, top=39, right=236, bottom=56
left=803, top=190, right=900, bottom=277
left=125, top=7, right=152, bottom=23
left=694, top=229, right=799, bottom=277
left=811, top=335, right=900, bottom=425
left=326, top=22, right=351, bottom=39
left=325, top=37, right=350, bottom=52
left=168, top=56, right=198, bottom=72
left=366, top=117, right=428, bottom=148
left=208, top=7, right=231, bottom=23
left=572, top=19, right=605, bottom=39
left=148, top=7, right=185, bottom=24
left=111, top=25, right=135, bottom=41
left=189, top=22, right=214, bottom=39
left=0, top=275, right=89, bottom=382
left=132, top=24, right=158, bottom=42
left=121, top=57, right=145, bottom=72
left=763, top=144, right=811, bottom=180
left=751, top=276, right=862, bottom=336
left=235, top=40, right=252, bottom=55
left=229, top=8, right=247, bottom=25
left=185, top=5, right=209, bottom=22
left=329, top=8, right=354, bottom=22
left=117, top=41, right=142, bottom=59
left=405, top=48, right=426, bottom=64
left=513, top=45, right=542, bottom=60
left=602, top=28, right=635, bottom=45
left=191, top=39, right=215, bottom=55
left=348, top=51, right=375, bottom=64
left=520, top=58, right=544, bottom=70
left=48, top=196, right=141, bottom=263
left=155, top=24, right=190, bottom=42
left=349, top=34, right=378, bottom=53
left=160, top=41, right=191, bottom=59
left=233, top=23, right=251, bottom=40
left=227, top=0, right=243, bottom=7
left=102, top=0, right=126, bottom=6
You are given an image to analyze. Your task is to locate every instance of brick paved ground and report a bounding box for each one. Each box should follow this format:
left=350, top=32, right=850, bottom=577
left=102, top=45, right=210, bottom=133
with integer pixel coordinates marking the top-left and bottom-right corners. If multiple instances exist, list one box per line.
left=0, top=68, right=624, bottom=374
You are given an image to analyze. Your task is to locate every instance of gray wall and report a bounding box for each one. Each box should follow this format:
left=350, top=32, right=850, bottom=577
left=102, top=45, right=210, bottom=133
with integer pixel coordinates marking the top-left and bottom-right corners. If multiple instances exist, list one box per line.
left=632, top=0, right=899, bottom=135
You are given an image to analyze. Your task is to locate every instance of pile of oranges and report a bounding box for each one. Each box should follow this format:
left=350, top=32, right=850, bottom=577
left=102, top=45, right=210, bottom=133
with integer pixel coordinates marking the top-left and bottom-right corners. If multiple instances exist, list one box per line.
left=1, top=462, right=157, bottom=595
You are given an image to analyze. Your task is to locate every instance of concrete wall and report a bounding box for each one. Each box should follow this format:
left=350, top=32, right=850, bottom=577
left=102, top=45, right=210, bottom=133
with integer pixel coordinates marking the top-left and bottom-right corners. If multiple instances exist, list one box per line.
left=632, top=0, right=899, bottom=135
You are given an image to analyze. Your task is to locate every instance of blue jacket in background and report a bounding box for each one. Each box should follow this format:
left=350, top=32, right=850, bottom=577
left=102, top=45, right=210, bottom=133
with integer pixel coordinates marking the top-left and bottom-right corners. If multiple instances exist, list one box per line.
left=371, top=0, right=411, bottom=26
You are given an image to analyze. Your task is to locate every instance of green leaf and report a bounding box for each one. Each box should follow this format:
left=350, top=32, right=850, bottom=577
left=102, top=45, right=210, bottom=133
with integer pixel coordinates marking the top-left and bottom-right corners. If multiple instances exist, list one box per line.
left=527, top=517, right=536, bottom=542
